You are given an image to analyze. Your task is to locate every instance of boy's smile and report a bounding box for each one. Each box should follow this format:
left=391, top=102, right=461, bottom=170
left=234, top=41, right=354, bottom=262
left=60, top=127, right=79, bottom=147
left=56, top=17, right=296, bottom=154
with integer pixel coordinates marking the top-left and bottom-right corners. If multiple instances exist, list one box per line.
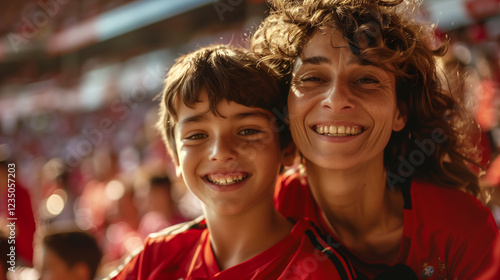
left=205, top=171, right=249, bottom=186
left=174, top=91, right=286, bottom=216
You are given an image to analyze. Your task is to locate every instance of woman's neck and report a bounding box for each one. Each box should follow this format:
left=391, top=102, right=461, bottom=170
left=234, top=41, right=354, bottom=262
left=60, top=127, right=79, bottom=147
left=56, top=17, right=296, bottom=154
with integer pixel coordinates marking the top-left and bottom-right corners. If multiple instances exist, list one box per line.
left=305, top=159, right=404, bottom=262
left=204, top=198, right=293, bottom=270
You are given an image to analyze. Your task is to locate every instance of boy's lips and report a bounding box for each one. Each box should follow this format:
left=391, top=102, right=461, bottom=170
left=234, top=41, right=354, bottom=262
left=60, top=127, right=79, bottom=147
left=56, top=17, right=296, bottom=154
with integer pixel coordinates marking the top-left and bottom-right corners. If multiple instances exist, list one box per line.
left=312, top=124, right=365, bottom=136
left=205, top=172, right=250, bottom=186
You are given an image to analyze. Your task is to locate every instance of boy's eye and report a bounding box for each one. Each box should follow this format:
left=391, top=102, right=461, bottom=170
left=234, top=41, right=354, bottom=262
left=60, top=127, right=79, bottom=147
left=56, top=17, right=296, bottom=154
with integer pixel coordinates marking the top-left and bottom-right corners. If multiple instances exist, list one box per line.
left=238, top=129, right=262, bottom=136
left=186, top=133, right=207, bottom=140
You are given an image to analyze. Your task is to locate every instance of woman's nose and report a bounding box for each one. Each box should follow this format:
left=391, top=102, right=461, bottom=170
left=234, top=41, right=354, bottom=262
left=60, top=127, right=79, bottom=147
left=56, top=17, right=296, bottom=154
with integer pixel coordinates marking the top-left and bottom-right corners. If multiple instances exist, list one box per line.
left=320, top=82, right=355, bottom=112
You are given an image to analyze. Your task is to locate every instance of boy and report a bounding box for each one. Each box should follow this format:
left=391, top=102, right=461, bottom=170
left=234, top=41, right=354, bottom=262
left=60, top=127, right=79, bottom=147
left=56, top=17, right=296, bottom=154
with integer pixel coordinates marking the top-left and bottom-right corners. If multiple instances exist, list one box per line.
left=106, top=45, right=356, bottom=279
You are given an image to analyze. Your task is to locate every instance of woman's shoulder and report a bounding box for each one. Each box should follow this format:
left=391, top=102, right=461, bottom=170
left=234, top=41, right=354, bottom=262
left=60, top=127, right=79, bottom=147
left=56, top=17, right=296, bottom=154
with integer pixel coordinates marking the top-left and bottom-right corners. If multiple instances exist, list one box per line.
left=410, top=180, right=496, bottom=234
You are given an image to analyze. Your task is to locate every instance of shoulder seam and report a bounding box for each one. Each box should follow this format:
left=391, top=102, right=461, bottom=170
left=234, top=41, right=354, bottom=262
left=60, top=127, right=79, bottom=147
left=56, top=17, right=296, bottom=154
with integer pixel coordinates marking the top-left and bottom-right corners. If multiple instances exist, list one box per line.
left=148, top=216, right=205, bottom=238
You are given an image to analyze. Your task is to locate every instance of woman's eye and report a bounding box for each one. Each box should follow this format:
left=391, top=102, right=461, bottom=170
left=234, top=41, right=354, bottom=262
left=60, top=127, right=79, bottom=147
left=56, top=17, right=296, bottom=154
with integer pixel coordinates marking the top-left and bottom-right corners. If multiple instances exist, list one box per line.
left=300, top=76, right=322, bottom=82
left=356, top=77, right=379, bottom=84
left=186, top=133, right=207, bottom=140
left=239, top=129, right=262, bottom=136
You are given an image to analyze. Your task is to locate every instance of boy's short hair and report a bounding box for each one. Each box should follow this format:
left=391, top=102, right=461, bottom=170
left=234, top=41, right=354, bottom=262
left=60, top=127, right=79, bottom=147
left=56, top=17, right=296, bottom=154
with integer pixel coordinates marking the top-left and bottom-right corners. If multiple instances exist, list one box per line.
left=42, top=231, right=102, bottom=279
left=156, top=45, right=291, bottom=163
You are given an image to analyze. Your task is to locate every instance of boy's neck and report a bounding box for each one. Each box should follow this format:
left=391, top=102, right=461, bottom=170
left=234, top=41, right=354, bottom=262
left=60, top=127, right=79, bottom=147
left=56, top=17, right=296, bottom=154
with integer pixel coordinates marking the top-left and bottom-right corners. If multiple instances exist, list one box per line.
left=204, top=196, right=293, bottom=271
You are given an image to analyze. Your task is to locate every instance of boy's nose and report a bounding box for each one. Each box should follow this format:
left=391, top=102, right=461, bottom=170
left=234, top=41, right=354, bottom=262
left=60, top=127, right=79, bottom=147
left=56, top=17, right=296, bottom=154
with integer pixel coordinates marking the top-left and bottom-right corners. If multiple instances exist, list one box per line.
left=209, top=136, right=238, bottom=162
left=320, top=82, right=355, bottom=112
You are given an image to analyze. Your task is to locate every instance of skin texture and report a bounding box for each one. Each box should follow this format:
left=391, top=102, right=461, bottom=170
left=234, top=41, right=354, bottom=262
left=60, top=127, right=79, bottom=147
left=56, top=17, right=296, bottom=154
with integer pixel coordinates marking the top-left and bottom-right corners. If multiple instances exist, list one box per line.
left=289, top=27, right=407, bottom=262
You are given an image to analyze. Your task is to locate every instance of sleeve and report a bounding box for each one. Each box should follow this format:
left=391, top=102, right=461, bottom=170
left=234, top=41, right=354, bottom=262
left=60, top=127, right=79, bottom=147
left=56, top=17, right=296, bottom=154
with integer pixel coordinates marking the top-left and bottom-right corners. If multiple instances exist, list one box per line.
left=449, top=211, right=500, bottom=279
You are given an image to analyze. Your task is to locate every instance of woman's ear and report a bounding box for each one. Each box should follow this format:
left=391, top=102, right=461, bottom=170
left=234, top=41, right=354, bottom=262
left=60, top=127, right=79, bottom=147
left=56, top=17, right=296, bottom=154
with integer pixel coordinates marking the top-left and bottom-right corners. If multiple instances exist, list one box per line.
left=393, top=101, right=408, bottom=132
left=281, top=143, right=298, bottom=167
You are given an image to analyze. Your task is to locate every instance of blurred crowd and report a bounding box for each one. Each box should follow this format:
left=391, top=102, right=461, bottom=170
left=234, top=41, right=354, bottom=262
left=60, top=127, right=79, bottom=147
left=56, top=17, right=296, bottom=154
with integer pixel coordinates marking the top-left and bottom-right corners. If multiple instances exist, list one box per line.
left=442, top=27, right=500, bottom=228
left=0, top=0, right=136, bottom=40
left=0, top=0, right=499, bottom=279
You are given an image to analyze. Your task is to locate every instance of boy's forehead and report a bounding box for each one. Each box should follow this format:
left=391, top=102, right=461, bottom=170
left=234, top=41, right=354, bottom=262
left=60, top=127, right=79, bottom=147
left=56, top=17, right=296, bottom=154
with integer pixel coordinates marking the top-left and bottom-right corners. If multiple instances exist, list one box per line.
left=176, top=97, right=273, bottom=125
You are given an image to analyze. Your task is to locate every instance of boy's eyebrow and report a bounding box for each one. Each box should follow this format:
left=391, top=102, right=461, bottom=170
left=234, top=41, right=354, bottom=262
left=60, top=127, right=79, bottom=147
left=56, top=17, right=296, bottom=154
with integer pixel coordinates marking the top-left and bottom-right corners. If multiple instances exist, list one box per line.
left=178, top=113, right=208, bottom=127
left=177, top=110, right=271, bottom=127
left=234, top=111, right=272, bottom=121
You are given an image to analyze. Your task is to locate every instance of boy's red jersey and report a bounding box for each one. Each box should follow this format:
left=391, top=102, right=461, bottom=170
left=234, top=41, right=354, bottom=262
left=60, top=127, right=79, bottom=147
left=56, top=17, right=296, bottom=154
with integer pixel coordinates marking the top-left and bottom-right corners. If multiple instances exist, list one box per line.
left=107, top=217, right=357, bottom=280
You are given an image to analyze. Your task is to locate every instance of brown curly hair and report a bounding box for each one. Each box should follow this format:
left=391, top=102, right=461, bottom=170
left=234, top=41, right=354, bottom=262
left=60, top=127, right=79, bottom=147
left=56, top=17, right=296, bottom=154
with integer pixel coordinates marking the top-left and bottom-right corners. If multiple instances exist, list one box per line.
left=251, top=0, right=482, bottom=196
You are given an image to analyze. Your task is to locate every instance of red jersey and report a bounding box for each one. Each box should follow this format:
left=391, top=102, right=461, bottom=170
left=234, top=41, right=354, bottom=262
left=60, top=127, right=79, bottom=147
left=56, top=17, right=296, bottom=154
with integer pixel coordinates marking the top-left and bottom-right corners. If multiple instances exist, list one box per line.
left=274, top=172, right=500, bottom=279
left=107, top=217, right=358, bottom=280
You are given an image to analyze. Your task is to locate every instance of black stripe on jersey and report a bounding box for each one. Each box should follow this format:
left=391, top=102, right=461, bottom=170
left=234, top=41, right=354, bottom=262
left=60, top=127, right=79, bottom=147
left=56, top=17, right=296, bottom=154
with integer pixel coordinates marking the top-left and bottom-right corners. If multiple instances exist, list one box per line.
left=308, top=221, right=358, bottom=278
left=401, top=178, right=412, bottom=210
left=304, top=229, right=351, bottom=280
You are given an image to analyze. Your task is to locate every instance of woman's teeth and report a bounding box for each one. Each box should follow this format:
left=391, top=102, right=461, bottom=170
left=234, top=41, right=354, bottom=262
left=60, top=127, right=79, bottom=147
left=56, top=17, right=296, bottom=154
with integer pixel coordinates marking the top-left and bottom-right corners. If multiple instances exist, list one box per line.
left=315, top=125, right=363, bottom=136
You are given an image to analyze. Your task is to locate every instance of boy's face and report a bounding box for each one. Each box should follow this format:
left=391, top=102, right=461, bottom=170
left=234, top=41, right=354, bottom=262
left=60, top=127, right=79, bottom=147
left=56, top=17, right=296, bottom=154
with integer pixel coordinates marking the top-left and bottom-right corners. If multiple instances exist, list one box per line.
left=174, top=91, right=285, bottom=216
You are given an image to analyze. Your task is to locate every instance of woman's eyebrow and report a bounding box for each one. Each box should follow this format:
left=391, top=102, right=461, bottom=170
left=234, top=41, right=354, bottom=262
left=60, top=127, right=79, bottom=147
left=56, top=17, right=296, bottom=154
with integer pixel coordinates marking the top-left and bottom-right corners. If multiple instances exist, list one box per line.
left=299, top=54, right=360, bottom=67
left=300, top=55, right=331, bottom=65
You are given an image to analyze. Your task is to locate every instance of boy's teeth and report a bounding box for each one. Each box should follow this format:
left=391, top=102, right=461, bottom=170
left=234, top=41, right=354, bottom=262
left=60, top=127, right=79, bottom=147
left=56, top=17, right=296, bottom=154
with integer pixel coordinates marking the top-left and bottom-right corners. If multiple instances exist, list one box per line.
left=314, top=125, right=363, bottom=136
left=207, top=173, right=248, bottom=185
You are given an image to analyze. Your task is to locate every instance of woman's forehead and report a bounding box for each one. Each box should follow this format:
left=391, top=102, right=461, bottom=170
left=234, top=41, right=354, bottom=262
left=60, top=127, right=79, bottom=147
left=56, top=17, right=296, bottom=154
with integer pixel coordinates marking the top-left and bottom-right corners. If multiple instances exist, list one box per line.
left=296, top=28, right=355, bottom=68
left=301, top=28, right=351, bottom=56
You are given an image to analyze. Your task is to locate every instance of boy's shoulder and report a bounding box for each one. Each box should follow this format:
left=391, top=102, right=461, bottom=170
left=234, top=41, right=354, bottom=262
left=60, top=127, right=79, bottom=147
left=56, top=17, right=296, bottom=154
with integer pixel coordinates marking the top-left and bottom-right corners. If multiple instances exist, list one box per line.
left=105, top=217, right=207, bottom=280
left=275, top=171, right=319, bottom=224
left=144, top=216, right=207, bottom=250
left=149, top=216, right=206, bottom=238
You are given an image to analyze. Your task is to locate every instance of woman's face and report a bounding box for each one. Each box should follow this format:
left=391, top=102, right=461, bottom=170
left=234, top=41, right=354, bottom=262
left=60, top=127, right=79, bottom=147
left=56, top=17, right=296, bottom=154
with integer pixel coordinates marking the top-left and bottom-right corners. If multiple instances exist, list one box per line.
left=288, top=27, right=406, bottom=171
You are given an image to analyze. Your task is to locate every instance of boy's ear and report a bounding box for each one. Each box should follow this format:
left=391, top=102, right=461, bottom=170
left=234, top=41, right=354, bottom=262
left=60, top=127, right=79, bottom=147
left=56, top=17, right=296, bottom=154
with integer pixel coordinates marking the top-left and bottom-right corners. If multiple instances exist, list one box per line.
left=175, top=164, right=183, bottom=181
left=281, top=143, right=297, bottom=167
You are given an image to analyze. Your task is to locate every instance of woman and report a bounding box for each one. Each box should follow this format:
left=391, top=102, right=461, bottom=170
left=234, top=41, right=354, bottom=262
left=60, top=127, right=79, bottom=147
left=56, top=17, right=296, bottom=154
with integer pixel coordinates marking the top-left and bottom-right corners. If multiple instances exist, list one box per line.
left=251, top=0, right=500, bottom=278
